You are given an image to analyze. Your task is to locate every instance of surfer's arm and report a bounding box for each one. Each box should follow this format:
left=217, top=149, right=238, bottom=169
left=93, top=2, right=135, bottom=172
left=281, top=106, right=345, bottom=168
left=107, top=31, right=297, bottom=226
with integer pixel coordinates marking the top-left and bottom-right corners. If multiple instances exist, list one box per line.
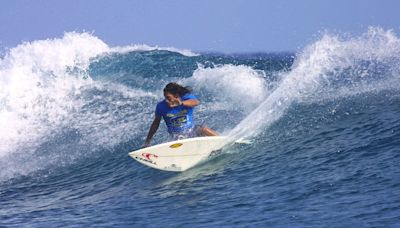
left=180, top=99, right=199, bottom=107
left=144, top=115, right=161, bottom=147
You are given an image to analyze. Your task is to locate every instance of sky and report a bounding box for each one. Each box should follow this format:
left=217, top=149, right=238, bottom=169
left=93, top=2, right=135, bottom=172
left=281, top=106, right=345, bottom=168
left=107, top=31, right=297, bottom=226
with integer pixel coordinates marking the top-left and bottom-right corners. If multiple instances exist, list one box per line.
left=0, top=0, right=399, bottom=53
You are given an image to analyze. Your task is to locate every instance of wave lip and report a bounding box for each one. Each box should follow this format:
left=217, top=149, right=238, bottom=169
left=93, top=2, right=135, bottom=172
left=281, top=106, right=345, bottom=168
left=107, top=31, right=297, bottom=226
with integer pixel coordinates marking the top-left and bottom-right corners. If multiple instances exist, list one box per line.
left=110, top=44, right=198, bottom=57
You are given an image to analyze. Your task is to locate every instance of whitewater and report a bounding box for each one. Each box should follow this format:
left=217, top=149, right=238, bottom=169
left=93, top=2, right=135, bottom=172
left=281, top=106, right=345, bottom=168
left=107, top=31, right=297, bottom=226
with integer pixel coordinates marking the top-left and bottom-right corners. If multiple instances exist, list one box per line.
left=1, top=28, right=399, bottom=227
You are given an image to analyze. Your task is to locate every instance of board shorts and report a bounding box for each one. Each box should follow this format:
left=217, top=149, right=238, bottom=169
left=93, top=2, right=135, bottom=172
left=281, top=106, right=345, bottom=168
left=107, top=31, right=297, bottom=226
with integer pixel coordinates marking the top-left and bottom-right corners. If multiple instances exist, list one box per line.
left=169, top=124, right=204, bottom=141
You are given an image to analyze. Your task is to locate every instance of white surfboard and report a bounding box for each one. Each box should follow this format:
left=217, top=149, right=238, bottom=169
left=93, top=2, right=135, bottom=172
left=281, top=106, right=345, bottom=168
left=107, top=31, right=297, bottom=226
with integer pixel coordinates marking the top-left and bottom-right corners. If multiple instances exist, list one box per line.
left=128, top=136, right=232, bottom=172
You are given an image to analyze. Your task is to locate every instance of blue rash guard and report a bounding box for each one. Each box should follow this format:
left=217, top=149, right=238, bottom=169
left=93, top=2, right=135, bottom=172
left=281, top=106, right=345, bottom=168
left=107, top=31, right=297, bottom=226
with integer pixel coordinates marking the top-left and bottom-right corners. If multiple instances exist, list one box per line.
left=155, top=93, right=197, bottom=134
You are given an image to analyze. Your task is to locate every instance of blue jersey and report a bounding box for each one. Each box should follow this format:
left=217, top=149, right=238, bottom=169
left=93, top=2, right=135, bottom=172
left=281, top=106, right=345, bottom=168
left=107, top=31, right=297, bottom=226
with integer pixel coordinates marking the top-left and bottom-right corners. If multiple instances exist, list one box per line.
left=155, top=93, right=197, bottom=133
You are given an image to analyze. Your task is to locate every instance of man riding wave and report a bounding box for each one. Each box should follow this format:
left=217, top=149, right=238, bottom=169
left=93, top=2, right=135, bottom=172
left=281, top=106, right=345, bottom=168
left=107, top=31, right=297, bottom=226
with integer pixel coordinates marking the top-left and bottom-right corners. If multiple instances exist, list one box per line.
left=144, top=82, right=218, bottom=147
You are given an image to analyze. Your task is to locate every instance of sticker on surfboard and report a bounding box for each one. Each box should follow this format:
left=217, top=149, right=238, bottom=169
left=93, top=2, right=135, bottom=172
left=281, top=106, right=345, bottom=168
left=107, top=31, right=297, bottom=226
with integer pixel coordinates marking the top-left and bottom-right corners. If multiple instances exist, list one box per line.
left=169, top=143, right=183, bottom=148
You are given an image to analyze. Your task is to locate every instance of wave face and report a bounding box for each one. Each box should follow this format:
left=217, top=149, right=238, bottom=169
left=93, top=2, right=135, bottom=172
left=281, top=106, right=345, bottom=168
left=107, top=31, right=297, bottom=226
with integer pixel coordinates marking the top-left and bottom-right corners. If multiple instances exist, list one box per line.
left=1, top=28, right=400, bottom=227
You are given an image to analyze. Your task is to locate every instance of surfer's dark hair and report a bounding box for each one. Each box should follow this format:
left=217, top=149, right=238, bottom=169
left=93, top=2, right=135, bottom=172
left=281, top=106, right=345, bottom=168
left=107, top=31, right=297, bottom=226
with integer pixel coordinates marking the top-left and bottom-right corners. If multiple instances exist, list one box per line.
left=163, top=82, right=192, bottom=96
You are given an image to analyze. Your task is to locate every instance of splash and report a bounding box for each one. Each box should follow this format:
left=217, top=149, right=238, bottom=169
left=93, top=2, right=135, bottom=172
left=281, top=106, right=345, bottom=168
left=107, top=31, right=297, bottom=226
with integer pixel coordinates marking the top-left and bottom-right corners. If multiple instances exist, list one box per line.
left=0, top=32, right=108, bottom=156
left=229, top=27, right=400, bottom=139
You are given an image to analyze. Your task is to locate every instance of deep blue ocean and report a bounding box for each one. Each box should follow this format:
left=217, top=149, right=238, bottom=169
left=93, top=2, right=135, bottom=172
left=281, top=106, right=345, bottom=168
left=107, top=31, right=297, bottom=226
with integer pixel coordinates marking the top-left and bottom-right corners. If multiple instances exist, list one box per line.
left=1, top=28, right=400, bottom=227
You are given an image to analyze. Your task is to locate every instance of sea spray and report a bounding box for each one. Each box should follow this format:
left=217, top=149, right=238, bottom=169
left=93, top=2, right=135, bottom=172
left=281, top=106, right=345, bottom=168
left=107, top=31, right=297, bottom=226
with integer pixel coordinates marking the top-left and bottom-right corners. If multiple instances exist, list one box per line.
left=229, top=27, right=400, bottom=139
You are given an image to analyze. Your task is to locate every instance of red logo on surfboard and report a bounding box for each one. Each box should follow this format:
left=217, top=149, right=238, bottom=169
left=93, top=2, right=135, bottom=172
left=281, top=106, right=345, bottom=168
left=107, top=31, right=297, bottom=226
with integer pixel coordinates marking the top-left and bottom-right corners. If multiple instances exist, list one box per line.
left=142, top=153, right=158, bottom=161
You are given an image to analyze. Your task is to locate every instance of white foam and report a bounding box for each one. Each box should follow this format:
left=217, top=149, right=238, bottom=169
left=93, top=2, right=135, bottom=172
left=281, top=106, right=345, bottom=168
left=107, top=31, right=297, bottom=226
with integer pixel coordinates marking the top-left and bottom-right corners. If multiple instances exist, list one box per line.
left=185, top=64, right=268, bottom=112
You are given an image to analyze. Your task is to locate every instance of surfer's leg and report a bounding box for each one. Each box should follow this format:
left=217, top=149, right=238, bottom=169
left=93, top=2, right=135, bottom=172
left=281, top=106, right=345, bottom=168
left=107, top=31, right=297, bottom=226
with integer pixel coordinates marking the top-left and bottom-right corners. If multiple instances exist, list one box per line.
left=198, top=126, right=219, bottom=136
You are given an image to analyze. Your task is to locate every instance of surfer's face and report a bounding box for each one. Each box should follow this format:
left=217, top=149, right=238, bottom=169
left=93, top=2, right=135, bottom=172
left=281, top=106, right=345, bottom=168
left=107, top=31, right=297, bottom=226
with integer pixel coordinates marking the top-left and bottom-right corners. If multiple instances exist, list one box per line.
left=164, top=92, right=179, bottom=107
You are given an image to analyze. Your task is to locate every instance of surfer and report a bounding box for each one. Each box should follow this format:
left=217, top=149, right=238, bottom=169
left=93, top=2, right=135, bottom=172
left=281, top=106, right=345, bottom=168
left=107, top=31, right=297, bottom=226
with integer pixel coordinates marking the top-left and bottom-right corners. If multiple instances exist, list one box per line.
left=144, top=82, right=218, bottom=147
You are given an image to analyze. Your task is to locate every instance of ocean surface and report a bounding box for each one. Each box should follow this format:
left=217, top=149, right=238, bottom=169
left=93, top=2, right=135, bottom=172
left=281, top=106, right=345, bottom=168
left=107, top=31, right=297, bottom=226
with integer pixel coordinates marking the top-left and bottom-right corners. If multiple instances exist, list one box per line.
left=1, top=28, right=400, bottom=227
